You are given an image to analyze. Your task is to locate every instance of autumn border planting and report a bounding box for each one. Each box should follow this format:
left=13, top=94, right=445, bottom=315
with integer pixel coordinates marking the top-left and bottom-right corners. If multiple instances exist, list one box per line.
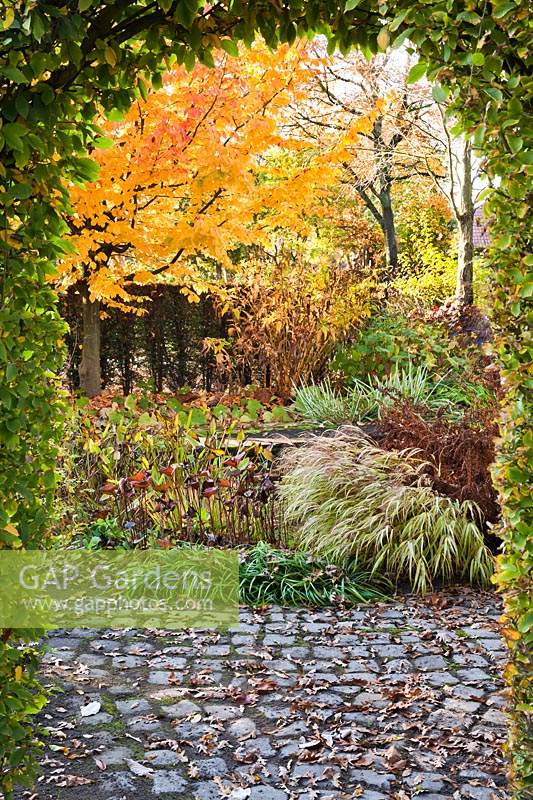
left=0, top=1, right=531, bottom=796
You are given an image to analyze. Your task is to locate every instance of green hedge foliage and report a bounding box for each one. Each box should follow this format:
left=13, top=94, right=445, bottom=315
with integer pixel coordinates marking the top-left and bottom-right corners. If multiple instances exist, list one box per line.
left=0, top=1, right=530, bottom=795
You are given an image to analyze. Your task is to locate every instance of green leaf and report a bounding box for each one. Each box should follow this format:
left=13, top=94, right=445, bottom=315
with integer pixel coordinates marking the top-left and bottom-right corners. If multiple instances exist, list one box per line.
left=473, top=124, right=486, bottom=147
left=138, top=412, right=156, bottom=426
left=484, top=87, right=503, bottom=102
left=183, top=49, right=195, bottom=71
left=73, top=157, right=100, bottom=182
left=174, top=1, right=196, bottom=28
left=30, top=10, right=46, bottom=41
left=138, top=79, right=149, bottom=101
left=493, top=2, right=516, bottom=18
left=106, top=108, right=125, bottom=122
left=344, top=0, right=361, bottom=10
left=456, top=10, right=481, bottom=22
left=407, top=61, right=427, bottom=84
left=471, top=52, right=485, bottom=66
left=1, top=66, right=27, bottom=84
left=3, top=123, right=27, bottom=152
left=37, top=83, right=55, bottom=105
left=78, top=0, right=93, bottom=9
left=507, top=134, right=523, bottom=153
left=391, top=27, right=414, bottom=49
left=220, top=39, right=239, bottom=57
left=388, top=8, right=410, bottom=32
left=94, top=136, right=114, bottom=149
left=13, top=182, right=33, bottom=200
left=199, top=48, right=215, bottom=68
left=432, top=84, right=448, bottom=103
left=15, top=94, right=30, bottom=118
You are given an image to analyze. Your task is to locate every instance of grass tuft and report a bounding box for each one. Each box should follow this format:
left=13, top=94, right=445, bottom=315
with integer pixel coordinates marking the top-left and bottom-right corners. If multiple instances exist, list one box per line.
left=239, top=541, right=390, bottom=607
left=293, top=363, right=489, bottom=425
left=278, top=427, right=494, bottom=594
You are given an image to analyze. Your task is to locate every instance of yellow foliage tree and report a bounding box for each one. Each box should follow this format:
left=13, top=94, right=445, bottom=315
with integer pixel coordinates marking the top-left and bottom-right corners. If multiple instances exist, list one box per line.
left=58, top=43, right=349, bottom=395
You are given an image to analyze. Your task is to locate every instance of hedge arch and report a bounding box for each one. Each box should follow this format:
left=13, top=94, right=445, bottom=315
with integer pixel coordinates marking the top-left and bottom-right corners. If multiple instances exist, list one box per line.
left=0, top=1, right=531, bottom=796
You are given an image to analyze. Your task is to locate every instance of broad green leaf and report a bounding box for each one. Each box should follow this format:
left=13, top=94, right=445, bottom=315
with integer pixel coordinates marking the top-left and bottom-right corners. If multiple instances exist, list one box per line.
left=107, top=108, right=125, bottom=122
left=1, top=66, right=27, bottom=83
left=507, top=134, right=523, bottom=153
left=30, top=10, right=46, bottom=41
left=407, top=61, right=427, bottom=84
left=432, top=84, right=448, bottom=103
left=493, top=2, right=517, bottom=17
left=13, top=182, right=33, bottom=199
left=389, top=8, right=410, bottom=32
left=220, top=39, right=239, bottom=57
left=3, top=123, right=27, bottom=152
left=138, top=79, right=149, bottom=101
left=94, top=136, right=114, bottom=149
left=484, top=87, right=503, bottom=102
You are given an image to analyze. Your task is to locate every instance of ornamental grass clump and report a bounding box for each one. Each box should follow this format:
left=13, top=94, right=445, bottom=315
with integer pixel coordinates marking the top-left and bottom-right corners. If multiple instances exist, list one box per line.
left=293, top=363, right=489, bottom=427
left=293, top=378, right=377, bottom=425
left=278, top=428, right=494, bottom=594
left=240, top=541, right=390, bottom=607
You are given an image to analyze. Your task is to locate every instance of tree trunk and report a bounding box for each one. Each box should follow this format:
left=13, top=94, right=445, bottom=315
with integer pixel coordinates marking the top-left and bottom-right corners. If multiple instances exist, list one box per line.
left=374, top=116, right=398, bottom=280
left=456, top=140, right=474, bottom=305
left=78, top=283, right=102, bottom=397
left=381, top=191, right=398, bottom=278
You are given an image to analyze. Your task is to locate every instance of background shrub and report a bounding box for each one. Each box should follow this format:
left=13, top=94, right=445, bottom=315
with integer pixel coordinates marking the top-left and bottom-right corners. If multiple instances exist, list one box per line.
left=208, top=248, right=373, bottom=397
left=331, top=312, right=489, bottom=386
left=62, top=286, right=225, bottom=394
left=395, top=193, right=456, bottom=308
left=0, top=636, right=47, bottom=797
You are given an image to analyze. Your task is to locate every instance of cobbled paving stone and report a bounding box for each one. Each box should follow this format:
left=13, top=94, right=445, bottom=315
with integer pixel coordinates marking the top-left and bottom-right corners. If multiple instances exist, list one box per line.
left=17, top=589, right=508, bottom=799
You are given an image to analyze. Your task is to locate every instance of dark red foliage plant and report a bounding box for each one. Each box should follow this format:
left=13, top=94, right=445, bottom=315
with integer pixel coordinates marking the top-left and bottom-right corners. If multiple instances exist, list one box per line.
left=377, top=401, right=501, bottom=527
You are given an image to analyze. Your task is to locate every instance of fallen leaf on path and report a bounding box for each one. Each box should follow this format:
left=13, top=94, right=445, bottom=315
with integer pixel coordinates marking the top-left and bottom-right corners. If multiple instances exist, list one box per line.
left=80, top=701, right=101, bottom=717
left=126, top=758, right=154, bottom=777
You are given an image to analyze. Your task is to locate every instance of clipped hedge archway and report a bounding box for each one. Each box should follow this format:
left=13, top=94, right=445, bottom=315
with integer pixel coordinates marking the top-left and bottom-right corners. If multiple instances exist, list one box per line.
left=0, top=2, right=531, bottom=795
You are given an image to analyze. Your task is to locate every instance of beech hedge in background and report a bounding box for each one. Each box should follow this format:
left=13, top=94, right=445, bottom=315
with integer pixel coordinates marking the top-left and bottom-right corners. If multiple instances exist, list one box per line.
left=0, top=1, right=530, bottom=795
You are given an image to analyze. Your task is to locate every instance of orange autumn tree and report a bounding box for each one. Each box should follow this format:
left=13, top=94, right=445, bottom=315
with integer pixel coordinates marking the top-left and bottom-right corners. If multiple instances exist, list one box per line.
left=57, top=43, right=338, bottom=396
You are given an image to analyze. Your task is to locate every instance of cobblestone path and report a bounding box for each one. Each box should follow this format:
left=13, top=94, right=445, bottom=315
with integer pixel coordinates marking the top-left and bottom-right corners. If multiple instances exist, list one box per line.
left=22, top=589, right=507, bottom=800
